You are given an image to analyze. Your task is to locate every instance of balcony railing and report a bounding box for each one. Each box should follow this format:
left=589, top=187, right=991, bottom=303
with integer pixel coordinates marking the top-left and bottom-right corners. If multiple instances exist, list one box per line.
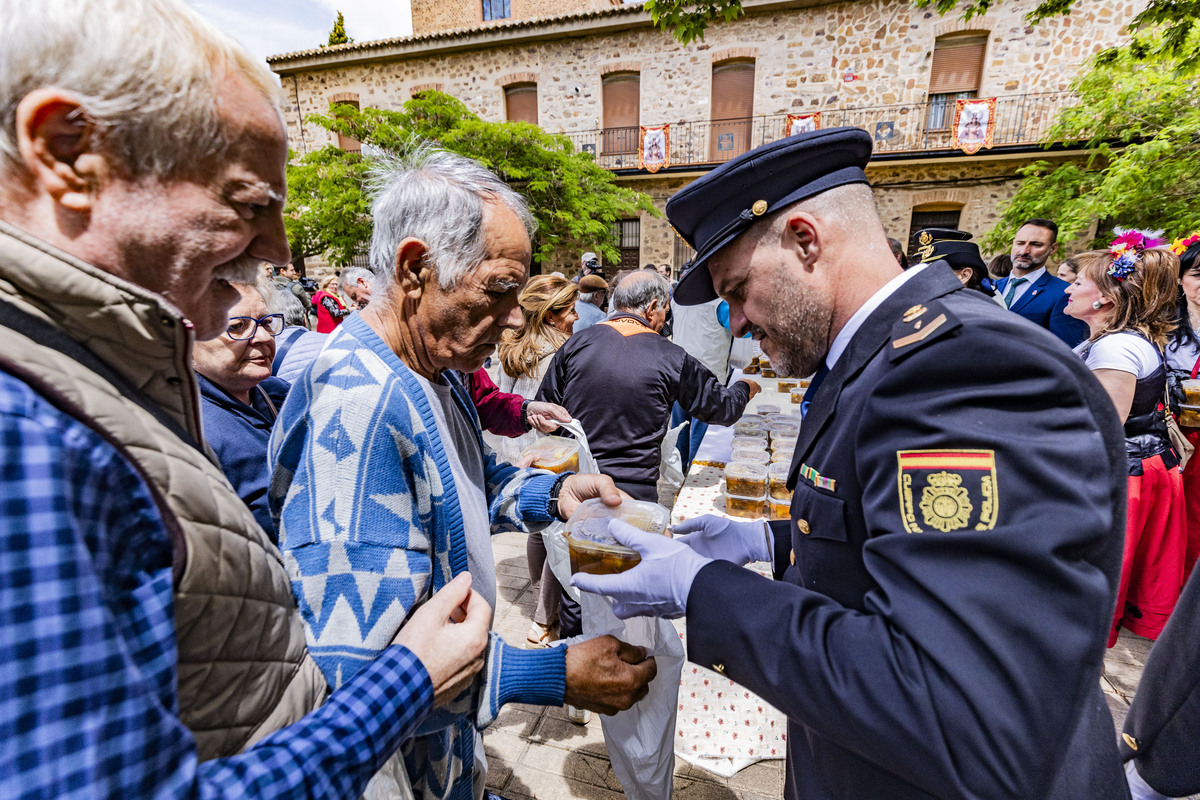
left=561, top=91, right=1076, bottom=170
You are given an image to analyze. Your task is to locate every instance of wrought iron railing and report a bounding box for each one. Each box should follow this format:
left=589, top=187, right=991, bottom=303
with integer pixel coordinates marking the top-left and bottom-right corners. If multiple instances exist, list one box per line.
left=561, top=91, right=1076, bottom=170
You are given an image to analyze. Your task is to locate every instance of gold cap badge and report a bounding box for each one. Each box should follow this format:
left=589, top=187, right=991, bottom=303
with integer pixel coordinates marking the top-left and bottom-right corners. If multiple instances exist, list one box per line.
left=751, top=199, right=768, bottom=216
left=918, top=230, right=932, bottom=246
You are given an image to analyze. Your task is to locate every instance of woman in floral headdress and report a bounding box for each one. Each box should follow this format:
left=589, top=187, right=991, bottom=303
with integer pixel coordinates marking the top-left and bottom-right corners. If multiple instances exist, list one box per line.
left=1166, top=231, right=1200, bottom=581
left=1064, top=232, right=1186, bottom=646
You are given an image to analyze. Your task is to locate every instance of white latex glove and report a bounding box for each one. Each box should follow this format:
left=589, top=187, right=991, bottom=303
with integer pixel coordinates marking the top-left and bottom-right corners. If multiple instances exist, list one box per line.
left=673, top=514, right=773, bottom=566
left=571, top=519, right=712, bottom=619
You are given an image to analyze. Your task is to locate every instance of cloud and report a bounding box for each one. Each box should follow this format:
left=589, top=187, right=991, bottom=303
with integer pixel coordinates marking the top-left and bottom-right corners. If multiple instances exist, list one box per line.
left=309, top=0, right=413, bottom=42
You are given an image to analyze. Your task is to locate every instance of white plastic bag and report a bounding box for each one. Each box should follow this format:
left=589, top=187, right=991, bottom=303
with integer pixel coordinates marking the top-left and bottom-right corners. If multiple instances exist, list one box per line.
left=540, top=419, right=685, bottom=800
left=656, top=420, right=688, bottom=509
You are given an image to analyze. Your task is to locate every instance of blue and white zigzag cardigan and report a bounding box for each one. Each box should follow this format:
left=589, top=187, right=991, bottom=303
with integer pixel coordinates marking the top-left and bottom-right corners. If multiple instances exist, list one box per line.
left=269, top=315, right=566, bottom=800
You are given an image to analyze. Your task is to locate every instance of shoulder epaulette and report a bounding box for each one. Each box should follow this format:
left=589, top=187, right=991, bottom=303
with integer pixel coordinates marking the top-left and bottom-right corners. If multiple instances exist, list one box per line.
left=887, top=299, right=962, bottom=362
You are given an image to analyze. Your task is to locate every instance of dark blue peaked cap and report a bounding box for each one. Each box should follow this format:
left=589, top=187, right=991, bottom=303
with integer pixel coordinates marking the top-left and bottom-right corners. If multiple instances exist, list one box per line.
left=667, top=126, right=873, bottom=305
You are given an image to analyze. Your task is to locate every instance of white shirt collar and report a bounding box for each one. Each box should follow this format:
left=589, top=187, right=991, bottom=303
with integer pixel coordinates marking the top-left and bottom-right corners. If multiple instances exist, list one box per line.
left=826, top=262, right=930, bottom=371
left=1010, top=266, right=1045, bottom=286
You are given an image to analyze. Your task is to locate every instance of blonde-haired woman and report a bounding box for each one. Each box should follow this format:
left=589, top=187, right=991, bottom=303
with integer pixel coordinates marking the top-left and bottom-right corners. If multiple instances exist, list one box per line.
left=1064, top=236, right=1186, bottom=646
left=493, top=275, right=578, bottom=645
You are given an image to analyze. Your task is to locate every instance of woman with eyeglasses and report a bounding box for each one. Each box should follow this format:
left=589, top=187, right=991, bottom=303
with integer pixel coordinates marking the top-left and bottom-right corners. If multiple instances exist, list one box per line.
left=193, top=279, right=289, bottom=543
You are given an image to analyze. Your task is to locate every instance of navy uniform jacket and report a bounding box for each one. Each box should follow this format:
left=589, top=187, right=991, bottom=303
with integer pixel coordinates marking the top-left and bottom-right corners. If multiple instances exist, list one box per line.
left=1120, top=563, right=1200, bottom=797
left=687, top=264, right=1129, bottom=800
left=996, top=270, right=1088, bottom=347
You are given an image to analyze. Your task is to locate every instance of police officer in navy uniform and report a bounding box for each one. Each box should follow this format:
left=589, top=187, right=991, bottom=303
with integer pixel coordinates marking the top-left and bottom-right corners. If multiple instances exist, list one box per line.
left=573, top=128, right=1132, bottom=800
left=912, top=227, right=997, bottom=296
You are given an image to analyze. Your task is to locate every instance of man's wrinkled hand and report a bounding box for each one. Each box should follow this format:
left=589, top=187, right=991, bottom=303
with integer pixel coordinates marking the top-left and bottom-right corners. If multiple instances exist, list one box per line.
left=563, top=635, right=657, bottom=715
left=526, top=401, right=571, bottom=433
left=672, top=514, right=772, bottom=566
left=571, top=520, right=711, bottom=619
left=392, top=573, right=491, bottom=708
left=557, top=472, right=629, bottom=519
left=740, top=378, right=762, bottom=399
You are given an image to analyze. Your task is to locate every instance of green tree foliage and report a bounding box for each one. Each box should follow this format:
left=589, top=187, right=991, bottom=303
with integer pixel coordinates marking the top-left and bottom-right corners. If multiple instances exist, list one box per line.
left=326, top=11, right=352, bottom=46
left=285, top=92, right=659, bottom=267
left=644, top=0, right=745, bottom=45
left=976, top=37, right=1200, bottom=253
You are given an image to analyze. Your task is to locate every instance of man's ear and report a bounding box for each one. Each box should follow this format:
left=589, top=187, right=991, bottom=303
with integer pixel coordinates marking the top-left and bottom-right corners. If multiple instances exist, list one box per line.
left=782, top=210, right=821, bottom=269
left=393, top=238, right=430, bottom=300
left=14, top=89, right=108, bottom=214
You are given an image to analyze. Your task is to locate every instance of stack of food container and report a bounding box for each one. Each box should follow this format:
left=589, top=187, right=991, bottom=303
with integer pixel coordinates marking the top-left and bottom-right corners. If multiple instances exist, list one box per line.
left=721, top=406, right=798, bottom=518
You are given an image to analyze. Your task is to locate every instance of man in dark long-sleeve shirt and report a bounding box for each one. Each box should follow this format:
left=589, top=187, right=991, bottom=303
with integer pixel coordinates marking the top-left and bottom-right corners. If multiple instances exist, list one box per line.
left=538, top=270, right=759, bottom=500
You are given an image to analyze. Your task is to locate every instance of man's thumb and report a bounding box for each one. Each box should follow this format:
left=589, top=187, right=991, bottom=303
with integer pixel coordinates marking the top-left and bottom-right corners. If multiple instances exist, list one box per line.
left=425, top=572, right=473, bottom=617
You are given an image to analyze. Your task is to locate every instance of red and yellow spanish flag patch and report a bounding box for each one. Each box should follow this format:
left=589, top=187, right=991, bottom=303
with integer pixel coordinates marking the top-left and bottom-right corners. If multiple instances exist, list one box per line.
left=896, top=450, right=998, bottom=533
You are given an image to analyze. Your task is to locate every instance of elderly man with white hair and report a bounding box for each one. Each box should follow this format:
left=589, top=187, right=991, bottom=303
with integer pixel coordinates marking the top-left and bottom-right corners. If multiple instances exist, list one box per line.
left=340, top=265, right=375, bottom=309
left=0, top=1, right=494, bottom=797
left=269, top=147, right=658, bottom=800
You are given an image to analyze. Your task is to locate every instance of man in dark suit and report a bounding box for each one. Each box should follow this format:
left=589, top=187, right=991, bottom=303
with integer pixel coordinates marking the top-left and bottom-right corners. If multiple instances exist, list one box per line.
left=573, top=128, right=1131, bottom=800
left=995, top=218, right=1088, bottom=346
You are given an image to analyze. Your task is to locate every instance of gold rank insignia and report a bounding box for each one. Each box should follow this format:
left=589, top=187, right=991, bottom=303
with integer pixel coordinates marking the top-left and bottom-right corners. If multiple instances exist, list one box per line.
left=751, top=199, right=768, bottom=216
left=902, top=304, right=927, bottom=323
left=896, top=450, right=998, bottom=533
left=918, top=230, right=933, bottom=246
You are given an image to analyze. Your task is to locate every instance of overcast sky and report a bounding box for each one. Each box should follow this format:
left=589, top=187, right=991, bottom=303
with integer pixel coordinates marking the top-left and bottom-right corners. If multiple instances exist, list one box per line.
left=188, top=0, right=413, bottom=66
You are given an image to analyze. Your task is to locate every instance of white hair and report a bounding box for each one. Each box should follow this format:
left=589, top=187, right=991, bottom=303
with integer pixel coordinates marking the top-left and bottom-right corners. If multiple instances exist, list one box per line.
left=339, top=266, right=374, bottom=292
left=367, top=146, right=536, bottom=293
left=0, top=0, right=282, bottom=179
left=612, top=270, right=671, bottom=315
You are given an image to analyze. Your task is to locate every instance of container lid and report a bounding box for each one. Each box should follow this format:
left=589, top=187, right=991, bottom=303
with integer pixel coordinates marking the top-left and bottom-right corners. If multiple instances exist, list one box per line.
left=767, top=417, right=800, bottom=431
left=1183, top=380, right=1200, bottom=389
left=724, top=461, right=768, bottom=480
left=739, top=413, right=767, bottom=424
left=732, top=448, right=770, bottom=464
left=731, top=434, right=767, bottom=447
left=770, top=449, right=795, bottom=463
left=564, top=497, right=670, bottom=546
left=724, top=487, right=767, bottom=502
left=519, top=435, right=581, bottom=467
left=768, top=462, right=790, bottom=481
left=756, top=404, right=782, bottom=415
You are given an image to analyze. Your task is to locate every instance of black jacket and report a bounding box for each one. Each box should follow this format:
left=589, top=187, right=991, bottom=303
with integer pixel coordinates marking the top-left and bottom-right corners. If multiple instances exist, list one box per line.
left=1121, top=563, right=1200, bottom=797
left=687, top=264, right=1129, bottom=800
left=536, top=312, right=750, bottom=498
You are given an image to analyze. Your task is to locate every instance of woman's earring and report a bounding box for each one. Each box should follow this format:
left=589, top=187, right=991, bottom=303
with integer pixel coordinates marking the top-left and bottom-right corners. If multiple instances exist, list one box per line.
left=1092, top=300, right=1105, bottom=310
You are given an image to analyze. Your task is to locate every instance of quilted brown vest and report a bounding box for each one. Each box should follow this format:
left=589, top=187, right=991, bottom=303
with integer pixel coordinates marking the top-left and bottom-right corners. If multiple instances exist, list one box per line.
left=0, top=223, right=327, bottom=760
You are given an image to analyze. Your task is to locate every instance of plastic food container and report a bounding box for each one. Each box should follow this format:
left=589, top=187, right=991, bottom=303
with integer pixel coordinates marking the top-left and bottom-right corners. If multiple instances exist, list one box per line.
left=756, top=404, right=782, bottom=416
left=725, top=489, right=766, bottom=518
left=1183, top=380, right=1200, bottom=406
left=1180, top=404, right=1200, bottom=428
left=731, top=435, right=768, bottom=452
left=777, top=380, right=798, bottom=393
left=742, top=363, right=761, bottom=375
left=724, top=461, right=768, bottom=497
left=767, top=416, right=800, bottom=432
left=768, top=497, right=791, bottom=521
left=565, top=498, right=670, bottom=575
left=768, top=462, right=792, bottom=501
left=797, top=378, right=812, bottom=389
left=739, top=413, right=767, bottom=424
left=760, top=367, right=777, bottom=378
left=519, top=435, right=581, bottom=474
left=734, top=420, right=766, bottom=435
left=771, top=429, right=799, bottom=448
left=732, top=449, right=770, bottom=466
left=790, top=390, right=804, bottom=404
left=771, top=447, right=794, bottom=464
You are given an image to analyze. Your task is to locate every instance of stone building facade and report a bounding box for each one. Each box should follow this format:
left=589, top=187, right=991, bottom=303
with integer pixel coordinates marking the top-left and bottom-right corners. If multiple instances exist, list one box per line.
left=270, top=0, right=1141, bottom=273
left=411, top=0, right=621, bottom=36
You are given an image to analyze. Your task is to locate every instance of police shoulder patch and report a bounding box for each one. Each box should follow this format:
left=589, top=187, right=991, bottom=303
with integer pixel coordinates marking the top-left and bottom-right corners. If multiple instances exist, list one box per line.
left=888, top=300, right=961, bottom=362
left=896, top=450, right=999, bottom=533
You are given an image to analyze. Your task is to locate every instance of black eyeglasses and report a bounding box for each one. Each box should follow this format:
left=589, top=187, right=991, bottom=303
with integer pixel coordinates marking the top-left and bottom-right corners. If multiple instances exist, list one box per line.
left=225, top=314, right=285, bottom=340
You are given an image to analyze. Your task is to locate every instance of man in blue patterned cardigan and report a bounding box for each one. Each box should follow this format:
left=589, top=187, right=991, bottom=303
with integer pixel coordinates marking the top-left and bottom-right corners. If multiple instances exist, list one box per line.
left=270, top=148, right=659, bottom=800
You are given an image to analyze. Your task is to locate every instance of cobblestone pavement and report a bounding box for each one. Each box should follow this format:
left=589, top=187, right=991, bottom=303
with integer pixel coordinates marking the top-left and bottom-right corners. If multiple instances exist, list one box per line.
left=486, top=530, right=1160, bottom=800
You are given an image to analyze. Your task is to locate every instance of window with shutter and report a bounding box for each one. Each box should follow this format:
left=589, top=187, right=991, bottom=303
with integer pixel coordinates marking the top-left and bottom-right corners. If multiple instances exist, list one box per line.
left=612, top=219, right=641, bottom=269
left=909, top=204, right=963, bottom=253
left=504, top=84, right=538, bottom=125
left=482, top=0, right=510, bottom=22
left=710, top=60, right=755, bottom=162
left=333, top=98, right=361, bottom=154
left=602, top=73, right=640, bottom=155
left=926, top=35, right=987, bottom=131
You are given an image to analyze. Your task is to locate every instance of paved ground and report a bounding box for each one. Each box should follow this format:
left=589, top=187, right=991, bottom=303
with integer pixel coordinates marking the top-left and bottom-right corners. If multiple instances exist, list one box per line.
left=486, top=530, right=1158, bottom=800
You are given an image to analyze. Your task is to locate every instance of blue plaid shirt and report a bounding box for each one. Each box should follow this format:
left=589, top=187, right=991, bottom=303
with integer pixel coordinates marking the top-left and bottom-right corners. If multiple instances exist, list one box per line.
left=0, top=372, right=434, bottom=799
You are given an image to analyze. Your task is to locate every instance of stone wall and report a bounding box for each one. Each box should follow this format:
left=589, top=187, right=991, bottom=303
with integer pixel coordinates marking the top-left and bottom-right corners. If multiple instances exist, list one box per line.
left=411, top=0, right=617, bottom=36
left=278, top=0, right=1141, bottom=152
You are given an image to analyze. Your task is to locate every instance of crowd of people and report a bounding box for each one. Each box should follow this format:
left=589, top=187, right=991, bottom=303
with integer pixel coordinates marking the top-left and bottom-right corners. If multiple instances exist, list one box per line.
left=2, top=2, right=1200, bottom=800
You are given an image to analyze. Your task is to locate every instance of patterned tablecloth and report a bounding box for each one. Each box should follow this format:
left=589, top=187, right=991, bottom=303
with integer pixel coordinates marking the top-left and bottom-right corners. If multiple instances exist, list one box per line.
left=669, top=379, right=798, bottom=776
